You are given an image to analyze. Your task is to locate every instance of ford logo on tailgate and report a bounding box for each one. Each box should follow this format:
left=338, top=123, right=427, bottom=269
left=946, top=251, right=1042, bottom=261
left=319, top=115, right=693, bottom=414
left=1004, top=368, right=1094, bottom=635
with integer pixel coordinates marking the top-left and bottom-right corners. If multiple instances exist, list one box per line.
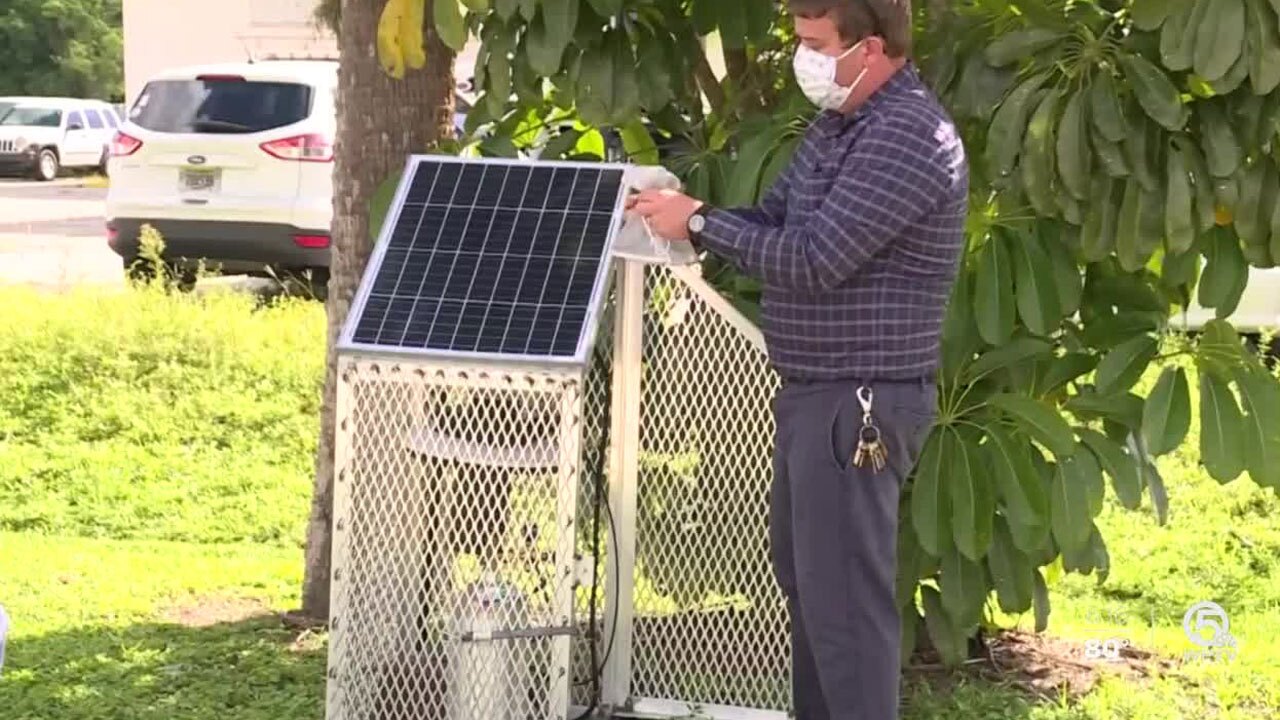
left=187, top=155, right=207, bottom=165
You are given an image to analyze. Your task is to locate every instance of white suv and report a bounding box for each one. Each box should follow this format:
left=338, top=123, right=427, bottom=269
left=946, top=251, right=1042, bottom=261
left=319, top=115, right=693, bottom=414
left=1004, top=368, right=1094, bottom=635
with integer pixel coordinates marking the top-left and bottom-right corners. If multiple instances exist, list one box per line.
left=105, top=61, right=337, bottom=286
left=0, top=97, right=121, bottom=180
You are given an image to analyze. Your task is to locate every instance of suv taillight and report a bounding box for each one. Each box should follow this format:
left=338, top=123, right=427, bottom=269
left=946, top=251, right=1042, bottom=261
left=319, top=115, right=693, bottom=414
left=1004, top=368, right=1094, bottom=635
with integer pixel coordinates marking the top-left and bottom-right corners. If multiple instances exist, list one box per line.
left=260, top=133, right=334, bottom=163
left=110, top=131, right=142, bottom=157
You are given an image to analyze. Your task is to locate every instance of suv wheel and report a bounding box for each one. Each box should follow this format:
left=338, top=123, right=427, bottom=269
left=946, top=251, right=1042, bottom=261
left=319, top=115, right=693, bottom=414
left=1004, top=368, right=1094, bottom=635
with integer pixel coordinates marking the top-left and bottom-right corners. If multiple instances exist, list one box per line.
left=34, top=149, right=59, bottom=181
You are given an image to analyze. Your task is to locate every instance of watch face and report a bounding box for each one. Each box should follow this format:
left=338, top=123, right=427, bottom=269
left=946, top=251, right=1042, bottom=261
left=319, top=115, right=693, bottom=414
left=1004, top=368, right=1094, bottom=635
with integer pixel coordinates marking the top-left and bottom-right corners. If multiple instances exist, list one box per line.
left=689, top=214, right=706, bottom=233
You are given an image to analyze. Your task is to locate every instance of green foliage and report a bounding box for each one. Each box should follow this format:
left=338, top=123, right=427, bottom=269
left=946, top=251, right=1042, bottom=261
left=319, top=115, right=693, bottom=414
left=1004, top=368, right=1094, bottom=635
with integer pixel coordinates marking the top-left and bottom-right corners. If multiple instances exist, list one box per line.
left=0, top=286, right=325, bottom=545
left=2, top=299, right=1278, bottom=717
left=0, top=0, right=123, bottom=100
left=404, top=0, right=1280, bottom=665
left=0, top=533, right=324, bottom=720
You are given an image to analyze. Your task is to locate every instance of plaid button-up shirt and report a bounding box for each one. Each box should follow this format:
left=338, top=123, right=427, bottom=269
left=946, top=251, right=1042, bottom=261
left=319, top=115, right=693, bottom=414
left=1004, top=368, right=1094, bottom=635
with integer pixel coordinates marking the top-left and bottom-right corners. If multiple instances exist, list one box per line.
left=698, top=64, right=969, bottom=382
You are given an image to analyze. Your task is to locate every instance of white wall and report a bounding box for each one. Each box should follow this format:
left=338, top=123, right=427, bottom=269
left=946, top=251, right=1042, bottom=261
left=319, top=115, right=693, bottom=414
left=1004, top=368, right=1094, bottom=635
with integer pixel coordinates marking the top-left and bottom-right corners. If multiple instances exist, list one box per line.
left=123, top=0, right=338, bottom=104
left=124, top=0, right=480, bottom=107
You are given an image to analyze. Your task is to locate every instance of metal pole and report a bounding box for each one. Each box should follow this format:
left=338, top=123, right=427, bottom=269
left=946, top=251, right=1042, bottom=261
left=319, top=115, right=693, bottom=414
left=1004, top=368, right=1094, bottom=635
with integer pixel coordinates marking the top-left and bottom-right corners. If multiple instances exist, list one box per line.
left=550, top=382, right=584, bottom=717
left=601, top=259, right=645, bottom=710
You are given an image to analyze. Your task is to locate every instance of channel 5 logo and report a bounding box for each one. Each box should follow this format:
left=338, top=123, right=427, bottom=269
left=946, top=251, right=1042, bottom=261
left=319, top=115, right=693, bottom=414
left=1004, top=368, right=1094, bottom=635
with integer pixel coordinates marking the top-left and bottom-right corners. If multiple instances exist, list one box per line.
left=1182, top=601, right=1239, bottom=662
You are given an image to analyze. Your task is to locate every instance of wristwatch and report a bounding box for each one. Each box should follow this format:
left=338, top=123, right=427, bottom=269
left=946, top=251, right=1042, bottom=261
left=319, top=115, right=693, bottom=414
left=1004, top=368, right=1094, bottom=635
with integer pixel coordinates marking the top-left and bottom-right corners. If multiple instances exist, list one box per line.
left=687, top=204, right=712, bottom=246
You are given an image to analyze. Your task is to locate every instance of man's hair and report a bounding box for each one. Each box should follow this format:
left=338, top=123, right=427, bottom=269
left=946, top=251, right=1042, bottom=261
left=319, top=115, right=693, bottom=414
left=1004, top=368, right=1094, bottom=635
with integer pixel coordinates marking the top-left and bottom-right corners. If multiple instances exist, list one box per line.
left=788, top=0, right=913, bottom=58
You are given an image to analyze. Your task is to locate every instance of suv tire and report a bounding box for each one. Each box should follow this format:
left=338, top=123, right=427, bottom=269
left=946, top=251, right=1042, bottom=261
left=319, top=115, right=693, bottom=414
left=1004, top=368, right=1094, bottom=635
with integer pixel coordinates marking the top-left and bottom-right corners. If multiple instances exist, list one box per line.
left=34, top=149, right=59, bottom=182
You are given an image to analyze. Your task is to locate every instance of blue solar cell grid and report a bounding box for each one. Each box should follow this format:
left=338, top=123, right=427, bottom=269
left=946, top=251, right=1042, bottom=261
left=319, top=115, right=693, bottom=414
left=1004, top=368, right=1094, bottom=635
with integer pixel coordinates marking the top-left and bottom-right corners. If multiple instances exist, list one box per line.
left=343, top=157, right=626, bottom=362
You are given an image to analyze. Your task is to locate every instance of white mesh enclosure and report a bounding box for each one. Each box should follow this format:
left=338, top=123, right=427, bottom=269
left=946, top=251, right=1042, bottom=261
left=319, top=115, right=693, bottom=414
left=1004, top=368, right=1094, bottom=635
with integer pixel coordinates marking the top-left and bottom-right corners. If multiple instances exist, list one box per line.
left=327, top=361, right=596, bottom=720
left=328, top=261, right=787, bottom=720
left=625, top=265, right=786, bottom=715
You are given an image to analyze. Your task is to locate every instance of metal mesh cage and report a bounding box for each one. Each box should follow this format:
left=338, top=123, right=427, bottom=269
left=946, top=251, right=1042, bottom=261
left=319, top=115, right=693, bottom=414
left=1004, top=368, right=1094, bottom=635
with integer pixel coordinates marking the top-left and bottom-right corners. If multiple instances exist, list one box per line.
left=625, top=265, right=786, bottom=715
left=328, top=361, right=594, bottom=720
left=328, top=261, right=787, bottom=720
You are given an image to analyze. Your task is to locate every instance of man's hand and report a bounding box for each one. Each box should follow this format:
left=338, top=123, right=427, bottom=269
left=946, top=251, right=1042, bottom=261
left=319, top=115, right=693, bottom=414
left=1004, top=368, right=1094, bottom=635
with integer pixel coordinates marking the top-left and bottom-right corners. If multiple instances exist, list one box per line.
left=626, top=189, right=704, bottom=240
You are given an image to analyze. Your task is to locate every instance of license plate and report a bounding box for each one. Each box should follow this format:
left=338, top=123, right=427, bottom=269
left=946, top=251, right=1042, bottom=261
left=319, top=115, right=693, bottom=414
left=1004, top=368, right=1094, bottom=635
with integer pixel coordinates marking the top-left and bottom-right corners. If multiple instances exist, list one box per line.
left=179, top=168, right=219, bottom=192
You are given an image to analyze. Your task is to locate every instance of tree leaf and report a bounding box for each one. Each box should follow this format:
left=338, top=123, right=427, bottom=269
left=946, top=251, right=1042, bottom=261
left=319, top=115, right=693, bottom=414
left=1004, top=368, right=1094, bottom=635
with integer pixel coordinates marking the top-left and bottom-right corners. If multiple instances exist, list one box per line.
left=433, top=0, right=468, bottom=52
left=985, top=425, right=1050, bottom=527
left=1200, top=371, right=1246, bottom=482
left=619, top=119, right=658, bottom=165
left=1132, top=0, right=1177, bottom=30
left=539, top=127, right=582, bottom=159
left=985, top=28, right=1064, bottom=66
left=989, top=394, right=1077, bottom=458
left=1078, top=428, right=1143, bottom=510
left=1012, top=231, right=1064, bottom=336
left=975, top=234, right=1016, bottom=345
left=1142, top=367, right=1192, bottom=456
left=1246, top=0, right=1280, bottom=94
left=1160, top=0, right=1197, bottom=71
left=1200, top=101, right=1242, bottom=178
left=526, top=11, right=567, bottom=76
left=1081, top=176, right=1124, bottom=261
left=1051, top=453, right=1095, bottom=553
left=911, top=429, right=952, bottom=556
left=1234, top=363, right=1280, bottom=489
left=1032, top=568, right=1051, bottom=632
left=1198, top=227, right=1249, bottom=317
left=921, top=586, right=967, bottom=667
left=1022, top=89, right=1061, bottom=215
left=1120, top=54, right=1188, bottom=131
left=1193, top=0, right=1246, bottom=82
left=636, top=33, right=674, bottom=112
left=1165, top=142, right=1197, bottom=254
left=1045, top=230, right=1083, bottom=316
left=1197, top=318, right=1246, bottom=379
left=1038, top=352, right=1099, bottom=395
left=1065, top=391, right=1146, bottom=430
left=963, top=337, right=1052, bottom=383
left=987, top=74, right=1049, bottom=185
left=988, top=517, right=1035, bottom=614
left=724, top=128, right=779, bottom=207
left=1056, top=88, right=1091, bottom=200
left=1095, top=335, right=1159, bottom=395
left=1089, top=71, right=1127, bottom=143
left=946, top=429, right=994, bottom=561
left=940, top=545, right=988, bottom=629
left=896, top=517, right=924, bottom=608
left=541, top=0, right=578, bottom=39
left=495, top=0, right=520, bottom=20
left=586, top=0, right=623, bottom=17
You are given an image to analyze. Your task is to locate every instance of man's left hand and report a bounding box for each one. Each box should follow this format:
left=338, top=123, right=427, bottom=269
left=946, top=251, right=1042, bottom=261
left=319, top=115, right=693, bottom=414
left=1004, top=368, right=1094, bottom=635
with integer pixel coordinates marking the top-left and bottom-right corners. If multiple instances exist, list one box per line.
left=626, top=189, right=703, bottom=240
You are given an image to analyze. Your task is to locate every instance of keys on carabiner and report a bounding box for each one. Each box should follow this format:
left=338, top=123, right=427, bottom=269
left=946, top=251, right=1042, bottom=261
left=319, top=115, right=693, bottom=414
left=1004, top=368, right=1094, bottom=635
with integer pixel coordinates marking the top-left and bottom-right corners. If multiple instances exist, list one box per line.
left=851, top=386, right=888, bottom=472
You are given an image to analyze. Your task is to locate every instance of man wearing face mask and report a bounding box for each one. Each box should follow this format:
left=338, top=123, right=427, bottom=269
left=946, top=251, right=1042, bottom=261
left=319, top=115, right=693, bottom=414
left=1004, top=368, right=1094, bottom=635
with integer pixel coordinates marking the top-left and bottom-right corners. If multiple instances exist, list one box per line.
left=629, top=1, right=967, bottom=718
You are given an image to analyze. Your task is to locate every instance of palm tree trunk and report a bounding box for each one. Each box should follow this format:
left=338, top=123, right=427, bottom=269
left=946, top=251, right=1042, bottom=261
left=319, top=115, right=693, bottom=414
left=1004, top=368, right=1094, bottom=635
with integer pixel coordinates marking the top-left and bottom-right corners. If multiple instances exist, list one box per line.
left=298, top=0, right=456, bottom=621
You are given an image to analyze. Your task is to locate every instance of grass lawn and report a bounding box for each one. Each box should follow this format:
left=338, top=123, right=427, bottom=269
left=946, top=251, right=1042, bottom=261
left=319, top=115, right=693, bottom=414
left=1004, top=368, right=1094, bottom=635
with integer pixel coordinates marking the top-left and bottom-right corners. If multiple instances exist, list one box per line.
left=0, top=286, right=1277, bottom=719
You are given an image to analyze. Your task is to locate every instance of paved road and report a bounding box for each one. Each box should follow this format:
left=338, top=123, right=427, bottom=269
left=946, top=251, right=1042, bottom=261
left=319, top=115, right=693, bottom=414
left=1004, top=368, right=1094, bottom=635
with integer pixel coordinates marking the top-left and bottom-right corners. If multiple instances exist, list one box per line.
left=0, top=178, right=120, bottom=287
left=0, top=177, right=285, bottom=294
left=0, top=177, right=107, bottom=236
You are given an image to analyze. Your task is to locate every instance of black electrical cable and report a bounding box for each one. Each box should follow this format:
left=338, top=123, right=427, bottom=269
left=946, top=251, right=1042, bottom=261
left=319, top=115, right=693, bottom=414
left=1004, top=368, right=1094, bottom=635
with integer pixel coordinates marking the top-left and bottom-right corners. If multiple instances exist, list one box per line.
left=572, top=343, right=616, bottom=720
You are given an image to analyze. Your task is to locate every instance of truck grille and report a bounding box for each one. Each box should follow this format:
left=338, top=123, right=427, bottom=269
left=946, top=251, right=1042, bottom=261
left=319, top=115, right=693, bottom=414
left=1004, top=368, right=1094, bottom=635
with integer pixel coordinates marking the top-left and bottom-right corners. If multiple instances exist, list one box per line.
left=0, top=139, right=16, bottom=153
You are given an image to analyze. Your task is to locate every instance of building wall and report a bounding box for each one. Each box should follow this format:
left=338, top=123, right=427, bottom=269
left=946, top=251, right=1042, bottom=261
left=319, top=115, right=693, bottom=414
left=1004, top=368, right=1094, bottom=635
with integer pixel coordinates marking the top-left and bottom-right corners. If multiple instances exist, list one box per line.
left=123, top=0, right=479, bottom=107
left=123, top=0, right=338, bottom=104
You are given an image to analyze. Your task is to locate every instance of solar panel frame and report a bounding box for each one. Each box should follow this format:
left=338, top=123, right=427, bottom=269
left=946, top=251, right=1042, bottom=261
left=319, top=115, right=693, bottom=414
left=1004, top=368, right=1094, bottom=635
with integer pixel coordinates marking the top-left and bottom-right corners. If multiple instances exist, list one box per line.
left=337, top=154, right=632, bottom=369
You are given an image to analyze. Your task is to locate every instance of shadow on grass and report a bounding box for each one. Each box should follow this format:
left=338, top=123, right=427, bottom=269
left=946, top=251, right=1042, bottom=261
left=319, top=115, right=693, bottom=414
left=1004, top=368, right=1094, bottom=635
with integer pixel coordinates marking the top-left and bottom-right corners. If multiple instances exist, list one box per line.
left=0, top=615, right=326, bottom=720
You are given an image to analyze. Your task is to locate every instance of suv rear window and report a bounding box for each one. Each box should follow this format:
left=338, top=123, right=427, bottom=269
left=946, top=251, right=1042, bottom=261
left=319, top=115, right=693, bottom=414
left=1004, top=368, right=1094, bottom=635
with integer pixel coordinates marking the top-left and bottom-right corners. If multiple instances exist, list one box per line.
left=129, top=79, right=313, bottom=134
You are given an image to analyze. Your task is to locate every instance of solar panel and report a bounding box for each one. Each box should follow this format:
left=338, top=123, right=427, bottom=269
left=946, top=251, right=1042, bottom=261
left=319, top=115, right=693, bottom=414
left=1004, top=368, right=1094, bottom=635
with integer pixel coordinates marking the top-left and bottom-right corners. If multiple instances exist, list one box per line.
left=339, top=156, right=628, bottom=365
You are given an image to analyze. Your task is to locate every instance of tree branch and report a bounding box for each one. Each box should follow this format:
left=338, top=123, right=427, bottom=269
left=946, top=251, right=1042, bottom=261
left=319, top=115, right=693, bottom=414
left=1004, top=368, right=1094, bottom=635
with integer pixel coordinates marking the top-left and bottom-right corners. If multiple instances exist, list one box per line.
left=694, top=55, right=727, bottom=115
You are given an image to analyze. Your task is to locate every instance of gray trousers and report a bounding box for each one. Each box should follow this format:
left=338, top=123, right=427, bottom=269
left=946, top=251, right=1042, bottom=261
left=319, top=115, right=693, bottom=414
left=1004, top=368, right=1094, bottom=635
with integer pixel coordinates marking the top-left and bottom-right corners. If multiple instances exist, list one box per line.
left=770, top=378, right=936, bottom=720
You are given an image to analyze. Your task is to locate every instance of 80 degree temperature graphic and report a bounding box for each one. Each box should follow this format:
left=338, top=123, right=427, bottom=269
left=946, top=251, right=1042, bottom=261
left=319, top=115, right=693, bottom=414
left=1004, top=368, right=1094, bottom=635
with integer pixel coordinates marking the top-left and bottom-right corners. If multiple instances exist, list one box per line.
left=1083, top=637, right=1131, bottom=662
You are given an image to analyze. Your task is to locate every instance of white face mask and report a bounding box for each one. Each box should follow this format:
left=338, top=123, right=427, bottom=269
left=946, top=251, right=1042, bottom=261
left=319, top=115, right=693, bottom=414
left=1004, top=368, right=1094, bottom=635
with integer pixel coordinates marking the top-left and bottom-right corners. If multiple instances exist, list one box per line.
left=793, top=41, right=868, bottom=111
